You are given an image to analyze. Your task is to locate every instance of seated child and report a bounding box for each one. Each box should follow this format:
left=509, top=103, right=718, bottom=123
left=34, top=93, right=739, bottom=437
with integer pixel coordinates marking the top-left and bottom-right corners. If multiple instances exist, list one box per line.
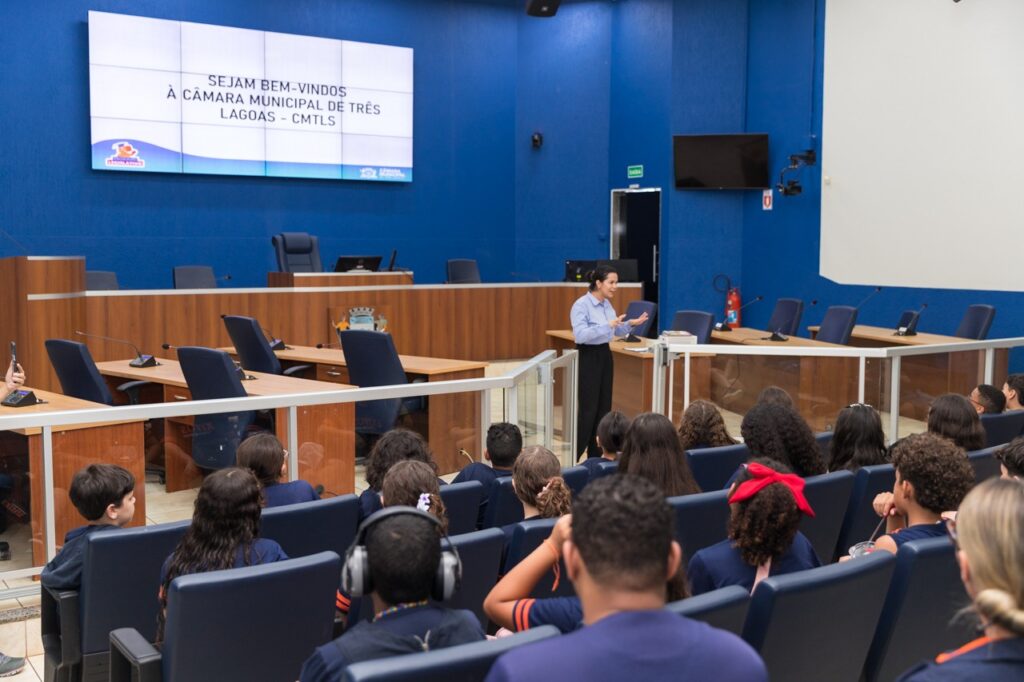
left=453, top=422, right=522, bottom=527
left=581, top=411, right=628, bottom=480
left=41, top=463, right=136, bottom=589
left=677, top=399, right=737, bottom=452
left=360, top=428, right=441, bottom=520
left=382, top=460, right=449, bottom=532
left=619, top=412, right=701, bottom=496
left=236, top=433, right=318, bottom=507
left=503, top=446, right=573, bottom=558
left=870, top=432, right=974, bottom=554
left=997, top=436, right=1024, bottom=480
left=687, top=459, right=820, bottom=595
left=301, top=510, right=484, bottom=681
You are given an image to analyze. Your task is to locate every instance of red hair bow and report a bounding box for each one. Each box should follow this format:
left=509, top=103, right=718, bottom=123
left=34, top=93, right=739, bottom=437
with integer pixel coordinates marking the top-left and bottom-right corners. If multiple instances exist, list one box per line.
left=728, top=462, right=815, bottom=517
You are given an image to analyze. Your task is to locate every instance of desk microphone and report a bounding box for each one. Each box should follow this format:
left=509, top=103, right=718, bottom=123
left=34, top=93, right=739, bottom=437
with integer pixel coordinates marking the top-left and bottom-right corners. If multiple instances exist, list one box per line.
left=715, top=296, right=763, bottom=332
left=855, top=286, right=883, bottom=310
left=895, top=303, right=927, bottom=336
left=75, top=331, right=158, bottom=367
left=315, top=341, right=342, bottom=349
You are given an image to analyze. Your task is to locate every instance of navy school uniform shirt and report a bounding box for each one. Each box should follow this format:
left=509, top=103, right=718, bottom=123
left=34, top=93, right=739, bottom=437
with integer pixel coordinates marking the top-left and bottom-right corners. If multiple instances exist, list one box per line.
left=159, top=538, right=288, bottom=584
left=511, top=596, right=583, bottom=634
left=896, top=636, right=1024, bottom=681
left=263, top=479, right=319, bottom=508
left=40, top=524, right=121, bottom=590
left=485, top=609, right=767, bottom=682
left=452, top=463, right=513, bottom=528
left=580, top=457, right=616, bottom=480
left=887, top=521, right=948, bottom=548
left=687, top=531, right=821, bottom=595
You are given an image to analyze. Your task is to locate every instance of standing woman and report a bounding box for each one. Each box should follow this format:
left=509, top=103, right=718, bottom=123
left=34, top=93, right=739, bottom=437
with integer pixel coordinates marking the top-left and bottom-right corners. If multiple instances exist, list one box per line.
left=570, top=266, right=649, bottom=459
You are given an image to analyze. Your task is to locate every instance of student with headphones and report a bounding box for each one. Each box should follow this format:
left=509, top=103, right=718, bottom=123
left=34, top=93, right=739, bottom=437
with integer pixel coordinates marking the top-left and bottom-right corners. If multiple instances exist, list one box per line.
left=300, top=508, right=484, bottom=681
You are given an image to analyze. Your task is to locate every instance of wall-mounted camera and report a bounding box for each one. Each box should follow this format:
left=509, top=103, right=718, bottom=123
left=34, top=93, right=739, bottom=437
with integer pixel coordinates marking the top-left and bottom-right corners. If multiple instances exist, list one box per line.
left=776, top=149, right=816, bottom=196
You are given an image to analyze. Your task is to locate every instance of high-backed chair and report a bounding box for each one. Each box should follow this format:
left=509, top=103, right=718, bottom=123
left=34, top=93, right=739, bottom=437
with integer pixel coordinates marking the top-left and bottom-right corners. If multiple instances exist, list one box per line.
left=671, top=310, right=715, bottom=344
left=172, top=265, right=217, bottom=289
left=895, top=309, right=921, bottom=334
left=342, top=626, right=560, bottom=682
left=338, top=330, right=422, bottom=438
left=666, top=585, right=750, bottom=637
left=799, top=469, right=856, bottom=563
left=667, top=489, right=730, bottom=563
left=815, top=431, right=834, bottom=468
left=766, top=298, right=804, bottom=336
left=685, top=443, right=749, bottom=491
left=45, top=339, right=148, bottom=406
left=109, top=553, right=340, bottom=682
left=979, top=411, right=1024, bottom=449
left=271, top=232, right=322, bottom=273
left=176, top=346, right=255, bottom=471
left=966, top=445, right=1003, bottom=482
left=482, top=476, right=523, bottom=529
left=742, top=551, right=897, bottom=681
left=260, top=495, right=360, bottom=560
left=834, top=464, right=897, bottom=561
left=85, top=270, right=119, bottom=291
left=438, top=481, right=485, bottom=536
left=624, top=300, right=657, bottom=338
left=562, top=465, right=589, bottom=496
left=954, top=304, right=995, bottom=340
left=816, top=305, right=858, bottom=345
left=446, top=259, right=481, bottom=284
left=222, top=315, right=310, bottom=376
left=502, top=518, right=574, bottom=597
left=444, top=528, right=506, bottom=627
left=862, top=537, right=973, bottom=682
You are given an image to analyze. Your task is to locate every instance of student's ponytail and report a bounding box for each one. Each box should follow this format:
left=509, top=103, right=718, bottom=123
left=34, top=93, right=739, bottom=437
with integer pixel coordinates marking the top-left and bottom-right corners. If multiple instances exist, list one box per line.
left=513, top=445, right=567, bottom=515
left=536, top=477, right=572, bottom=518
left=975, top=589, right=1024, bottom=637
left=416, top=491, right=449, bottom=535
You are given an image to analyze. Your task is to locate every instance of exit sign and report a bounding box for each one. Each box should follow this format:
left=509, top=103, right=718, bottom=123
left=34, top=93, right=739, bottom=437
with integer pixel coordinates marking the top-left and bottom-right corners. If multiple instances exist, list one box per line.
left=627, top=165, right=644, bottom=179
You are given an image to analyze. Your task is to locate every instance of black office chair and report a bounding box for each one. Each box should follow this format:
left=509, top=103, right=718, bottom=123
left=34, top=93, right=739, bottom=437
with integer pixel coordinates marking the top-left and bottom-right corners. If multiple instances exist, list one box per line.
left=816, top=305, right=858, bottom=345
left=562, top=465, right=590, bottom=497
left=85, top=270, right=119, bottom=291
left=222, top=315, right=310, bottom=376
left=172, top=265, right=217, bottom=289
left=338, top=330, right=424, bottom=442
left=443, top=528, right=506, bottom=628
left=671, top=310, right=715, bottom=344
left=176, top=346, right=256, bottom=472
left=481, top=476, right=523, bottom=529
left=45, top=339, right=148, bottom=406
left=766, top=298, right=804, bottom=336
left=446, top=259, right=481, bottom=284
left=624, top=300, right=657, bottom=338
left=954, top=304, right=995, bottom=340
left=271, top=232, right=323, bottom=273
left=966, top=445, right=1003, bottom=482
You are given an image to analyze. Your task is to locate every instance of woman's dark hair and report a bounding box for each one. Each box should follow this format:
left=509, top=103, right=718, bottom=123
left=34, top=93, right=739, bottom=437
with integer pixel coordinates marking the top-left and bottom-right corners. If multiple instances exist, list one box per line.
left=587, top=265, right=617, bottom=292
left=890, top=433, right=974, bottom=513
left=927, top=393, right=986, bottom=452
left=828, top=404, right=889, bottom=472
left=740, top=403, right=825, bottom=477
left=365, top=428, right=437, bottom=491
left=619, top=412, right=701, bottom=497
left=513, top=446, right=572, bottom=518
left=678, top=400, right=736, bottom=451
left=997, top=437, right=1024, bottom=478
left=596, top=411, right=630, bottom=455
left=756, top=386, right=794, bottom=409
left=236, top=433, right=285, bottom=487
left=158, top=468, right=263, bottom=639
left=381, top=460, right=448, bottom=533
left=728, top=458, right=803, bottom=567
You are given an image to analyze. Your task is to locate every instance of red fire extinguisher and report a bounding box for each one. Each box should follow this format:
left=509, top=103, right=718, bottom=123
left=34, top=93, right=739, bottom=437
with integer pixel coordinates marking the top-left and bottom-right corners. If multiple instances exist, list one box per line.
left=725, top=287, right=742, bottom=328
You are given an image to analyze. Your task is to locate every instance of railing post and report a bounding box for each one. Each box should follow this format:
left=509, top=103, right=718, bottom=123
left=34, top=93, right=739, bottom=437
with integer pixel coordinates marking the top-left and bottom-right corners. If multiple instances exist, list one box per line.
left=287, top=406, right=299, bottom=482
left=984, top=348, right=995, bottom=385
left=42, top=426, right=56, bottom=561
left=889, top=356, right=901, bottom=443
left=541, top=360, right=554, bottom=452
left=506, top=385, right=518, bottom=426
left=567, top=351, right=579, bottom=462
left=683, top=351, right=692, bottom=414
left=858, top=356, right=866, bottom=404
left=479, top=389, right=491, bottom=457
left=652, top=342, right=666, bottom=414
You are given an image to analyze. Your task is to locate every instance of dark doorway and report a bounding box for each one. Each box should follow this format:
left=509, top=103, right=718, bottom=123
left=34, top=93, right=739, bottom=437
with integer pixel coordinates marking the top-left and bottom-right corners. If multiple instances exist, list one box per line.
left=611, top=188, right=661, bottom=309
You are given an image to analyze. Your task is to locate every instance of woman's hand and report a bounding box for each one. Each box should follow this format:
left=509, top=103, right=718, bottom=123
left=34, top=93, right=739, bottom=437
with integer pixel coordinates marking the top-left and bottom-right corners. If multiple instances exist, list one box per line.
left=5, top=362, right=24, bottom=394
left=608, top=314, right=626, bottom=329
left=627, top=311, right=649, bottom=327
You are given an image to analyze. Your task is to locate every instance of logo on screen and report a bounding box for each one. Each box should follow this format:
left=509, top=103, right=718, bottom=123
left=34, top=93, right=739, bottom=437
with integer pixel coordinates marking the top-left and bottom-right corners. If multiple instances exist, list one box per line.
left=105, top=142, right=146, bottom=168
left=359, top=167, right=378, bottom=179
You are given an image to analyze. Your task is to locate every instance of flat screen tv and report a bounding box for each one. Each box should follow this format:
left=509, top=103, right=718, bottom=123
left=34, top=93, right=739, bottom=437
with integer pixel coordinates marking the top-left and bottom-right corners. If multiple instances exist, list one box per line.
left=673, top=134, right=770, bottom=190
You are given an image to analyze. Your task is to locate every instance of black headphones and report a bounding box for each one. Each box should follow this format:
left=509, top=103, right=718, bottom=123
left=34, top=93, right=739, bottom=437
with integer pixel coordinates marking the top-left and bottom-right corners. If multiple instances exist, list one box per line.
left=342, top=506, right=462, bottom=601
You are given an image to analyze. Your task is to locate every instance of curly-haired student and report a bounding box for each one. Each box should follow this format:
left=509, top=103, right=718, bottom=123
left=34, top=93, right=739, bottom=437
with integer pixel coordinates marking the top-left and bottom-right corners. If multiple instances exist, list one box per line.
left=677, top=400, right=737, bottom=452
left=740, top=402, right=826, bottom=477
left=381, top=460, right=449, bottom=533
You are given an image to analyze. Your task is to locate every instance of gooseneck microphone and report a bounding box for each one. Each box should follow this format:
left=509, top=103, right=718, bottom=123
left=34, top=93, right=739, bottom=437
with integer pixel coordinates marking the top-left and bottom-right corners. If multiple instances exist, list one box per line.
left=75, top=331, right=159, bottom=367
left=855, top=286, right=883, bottom=310
left=895, top=303, right=928, bottom=336
left=163, top=342, right=254, bottom=380
left=315, top=341, right=343, bottom=350
left=714, top=296, right=764, bottom=332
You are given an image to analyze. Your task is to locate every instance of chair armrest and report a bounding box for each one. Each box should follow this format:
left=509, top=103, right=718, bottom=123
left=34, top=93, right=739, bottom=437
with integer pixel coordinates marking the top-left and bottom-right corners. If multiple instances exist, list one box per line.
left=282, top=364, right=313, bottom=377
left=41, top=585, right=82, bottom=666
left=109, top=628, right=162, bottom=682
left=116, top=380, right=152, bottom=405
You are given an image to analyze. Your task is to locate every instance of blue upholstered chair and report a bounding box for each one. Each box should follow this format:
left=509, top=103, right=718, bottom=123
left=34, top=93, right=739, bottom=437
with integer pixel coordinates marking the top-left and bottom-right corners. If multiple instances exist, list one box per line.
left=109, top=553, right=340, bottom=682
left=444, top=528, right=506, bottom=627
left=222, top=315, right=310, bottom=376
left=562, top=465, right=590, bottom=496
left=667, top=489, right=730, bottom=563
left=834, top=464, right=897, bottom=561
left=966, top=445, right=1004, bottom=482
left=816, top=305, right=858, bottom=345
left=502, top=518, right=575, bottom=597
left=799, top=469, right=856, bottom=563
left=766, top=298, right=804, bottom=336
left=172, top=265, right=216, bottom=289
left=260, top=494, right=360, bottom=560
left=666, top=585, right=750, bottom=637
left=624, top=300, right=657, bottom=338
left=815, top=431, right=834, bottom=468
left=45, top=339, right=148, bottom=406
left=742, top=551, right=897, bottom=681
left=895, top=309, right=921, bottom=334
left=338, top=330, right=422, bottom=438
left=342, top=626, right=561, bottom=682
left=954, top=304, right=995, bottom=340
left=446, top=258, right=481, bottom=284
left=482, top=476, right=523, bottom=529
left=979, top=410, right=1024, bottom=449
left=671, top=310, right=715, bottom=344
left=272, top=232, right=322, bottom=273
left=176, top=346, right=255, bottom=471
left=42, top=520, right=190, bottom=682
left=862, top=537, right=972, bottom=682
left=438, top=481, right=486, bottom=536
left=85, top=270, right=119, bottom=291
left=685, top=443, right=749, bottom=492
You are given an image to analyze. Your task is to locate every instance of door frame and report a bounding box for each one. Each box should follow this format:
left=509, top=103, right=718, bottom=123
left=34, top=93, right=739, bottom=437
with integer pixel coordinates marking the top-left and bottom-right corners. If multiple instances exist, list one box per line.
left=609, top=186, right=663, bottom=303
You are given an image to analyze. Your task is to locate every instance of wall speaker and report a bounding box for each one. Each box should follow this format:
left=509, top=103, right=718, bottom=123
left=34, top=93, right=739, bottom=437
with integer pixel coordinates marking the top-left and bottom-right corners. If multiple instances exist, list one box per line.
left=526, top=0, right=560, bottom=17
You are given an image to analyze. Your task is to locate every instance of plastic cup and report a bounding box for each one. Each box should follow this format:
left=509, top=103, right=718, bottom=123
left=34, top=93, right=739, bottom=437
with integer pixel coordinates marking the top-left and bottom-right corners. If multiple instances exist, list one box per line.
left=849, top=541, right=876, bottom=558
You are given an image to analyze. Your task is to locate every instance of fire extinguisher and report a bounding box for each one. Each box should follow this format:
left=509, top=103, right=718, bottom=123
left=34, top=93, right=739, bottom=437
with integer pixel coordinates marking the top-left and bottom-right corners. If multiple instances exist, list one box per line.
left=714, top=274, right=742, bottom=329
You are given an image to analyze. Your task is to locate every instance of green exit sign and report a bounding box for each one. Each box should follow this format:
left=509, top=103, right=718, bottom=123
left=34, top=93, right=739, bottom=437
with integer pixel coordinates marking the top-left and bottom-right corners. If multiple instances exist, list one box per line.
left=627, top=165, right=644, bottom=179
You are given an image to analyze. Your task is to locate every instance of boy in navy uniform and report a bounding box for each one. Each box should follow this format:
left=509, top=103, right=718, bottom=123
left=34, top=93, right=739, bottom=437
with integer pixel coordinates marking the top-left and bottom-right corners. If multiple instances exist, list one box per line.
left=452, top=422, right=522, bottom=526
left=580, top=411, right=628, bottom=480
left=486, top=475, right=767, bottom=682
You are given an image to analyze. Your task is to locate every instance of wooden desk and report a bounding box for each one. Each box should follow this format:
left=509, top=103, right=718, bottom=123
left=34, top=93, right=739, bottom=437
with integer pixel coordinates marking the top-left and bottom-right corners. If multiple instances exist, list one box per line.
left=220, top=345, right=487, bottom=474
left=0, top=388, right=145, bottom=566
left=268, top=271, right=413, bottom=287
left=545, top=331, right=713, bottom=419
left=96, top=360, right=356, bottom=495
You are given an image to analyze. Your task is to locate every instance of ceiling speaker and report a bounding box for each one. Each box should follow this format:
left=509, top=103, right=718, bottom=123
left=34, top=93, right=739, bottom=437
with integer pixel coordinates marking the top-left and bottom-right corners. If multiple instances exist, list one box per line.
left=526, top=0, right=560, bottom=17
